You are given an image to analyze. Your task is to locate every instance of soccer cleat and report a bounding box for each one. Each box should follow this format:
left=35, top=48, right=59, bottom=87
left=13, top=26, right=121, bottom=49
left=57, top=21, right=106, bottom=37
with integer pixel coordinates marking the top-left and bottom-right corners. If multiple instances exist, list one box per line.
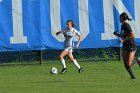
left=130, top=76, right=136, bottom=79
left=78, top=68, right=83, bottom=73
left=60, top=68, right=67, bottom=74
left=136, top=57, right=140, bottom=67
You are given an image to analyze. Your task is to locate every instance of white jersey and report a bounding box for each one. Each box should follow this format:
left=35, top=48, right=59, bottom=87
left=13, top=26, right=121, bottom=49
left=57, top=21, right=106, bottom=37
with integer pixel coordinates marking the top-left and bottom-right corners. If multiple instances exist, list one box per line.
left=62, top=28, right=80, bottom=49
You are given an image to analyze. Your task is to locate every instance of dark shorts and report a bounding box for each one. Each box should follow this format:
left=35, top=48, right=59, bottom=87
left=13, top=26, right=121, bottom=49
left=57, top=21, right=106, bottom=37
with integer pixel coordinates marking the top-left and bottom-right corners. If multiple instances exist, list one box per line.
left=123, top=43, right=136, bottom=52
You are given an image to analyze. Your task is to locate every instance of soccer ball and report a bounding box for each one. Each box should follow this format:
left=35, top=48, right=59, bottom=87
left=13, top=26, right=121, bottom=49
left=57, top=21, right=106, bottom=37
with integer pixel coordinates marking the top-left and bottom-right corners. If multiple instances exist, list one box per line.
left=50, top=67, right=57, bottom=74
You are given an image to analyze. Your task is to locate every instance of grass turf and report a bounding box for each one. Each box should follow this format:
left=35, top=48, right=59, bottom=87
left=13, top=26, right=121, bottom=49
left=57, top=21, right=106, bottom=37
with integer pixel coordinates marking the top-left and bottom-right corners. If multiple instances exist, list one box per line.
left=0, top=61, right=140, bottom=93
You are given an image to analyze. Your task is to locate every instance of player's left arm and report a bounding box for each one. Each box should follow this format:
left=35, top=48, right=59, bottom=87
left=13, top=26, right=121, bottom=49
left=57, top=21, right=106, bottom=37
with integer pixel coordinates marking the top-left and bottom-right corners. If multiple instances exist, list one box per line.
left=74, top=29, right=82, bottom=48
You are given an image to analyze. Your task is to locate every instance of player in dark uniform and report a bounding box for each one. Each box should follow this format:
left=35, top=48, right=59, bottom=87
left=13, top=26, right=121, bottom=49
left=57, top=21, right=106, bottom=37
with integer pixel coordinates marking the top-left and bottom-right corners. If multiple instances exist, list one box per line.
left=113, top=12, right=140, bottom=79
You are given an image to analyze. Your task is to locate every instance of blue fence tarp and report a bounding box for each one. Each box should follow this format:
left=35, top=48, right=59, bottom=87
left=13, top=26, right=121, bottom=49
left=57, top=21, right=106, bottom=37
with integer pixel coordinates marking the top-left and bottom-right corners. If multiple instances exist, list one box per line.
left=0, top=0, right=140, bottom=51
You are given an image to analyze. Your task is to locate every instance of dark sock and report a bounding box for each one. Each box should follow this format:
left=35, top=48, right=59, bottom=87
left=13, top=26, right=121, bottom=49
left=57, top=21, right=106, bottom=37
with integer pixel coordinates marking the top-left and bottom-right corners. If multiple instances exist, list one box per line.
left=125, top=65, right=135, bottom=78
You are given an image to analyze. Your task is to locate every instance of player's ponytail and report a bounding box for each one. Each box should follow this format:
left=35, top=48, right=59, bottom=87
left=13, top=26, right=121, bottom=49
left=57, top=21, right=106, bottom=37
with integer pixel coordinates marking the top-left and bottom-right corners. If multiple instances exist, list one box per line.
left=120, top=12, right=132, bottom=21
left=126, top=15, right=132, bottom=21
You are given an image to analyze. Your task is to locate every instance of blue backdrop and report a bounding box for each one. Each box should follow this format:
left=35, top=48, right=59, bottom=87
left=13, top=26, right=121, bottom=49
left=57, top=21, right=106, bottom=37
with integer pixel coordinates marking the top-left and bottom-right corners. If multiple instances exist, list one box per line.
left=0, top=0, right=140, bottom=51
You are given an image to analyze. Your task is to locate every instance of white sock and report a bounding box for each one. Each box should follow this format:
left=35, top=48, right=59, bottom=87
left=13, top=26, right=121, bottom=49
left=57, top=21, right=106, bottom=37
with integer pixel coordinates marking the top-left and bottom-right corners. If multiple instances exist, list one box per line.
left=61, top=59, right=66, bottom=68
left=73, top=60, right=80, bottom=69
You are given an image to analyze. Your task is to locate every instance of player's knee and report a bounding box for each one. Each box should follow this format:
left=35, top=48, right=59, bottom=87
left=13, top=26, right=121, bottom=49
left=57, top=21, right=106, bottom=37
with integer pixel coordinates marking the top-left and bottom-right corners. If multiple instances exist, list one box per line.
left=59, top=55, right=63, bottom=60
left=72, top=59, right=76, bottom=62
left=127, top=61, right=132, bottom=67
left=128, top=63, right=132, bottom=67
left=70, top=59, right=74, bottom=62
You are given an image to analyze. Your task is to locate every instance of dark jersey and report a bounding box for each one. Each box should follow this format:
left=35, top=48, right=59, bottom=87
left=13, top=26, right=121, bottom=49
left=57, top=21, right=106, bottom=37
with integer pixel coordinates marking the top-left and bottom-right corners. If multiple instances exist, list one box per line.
left=121, top=22, right=135, bottom=44
left=120, top=22, right=136, bottom=51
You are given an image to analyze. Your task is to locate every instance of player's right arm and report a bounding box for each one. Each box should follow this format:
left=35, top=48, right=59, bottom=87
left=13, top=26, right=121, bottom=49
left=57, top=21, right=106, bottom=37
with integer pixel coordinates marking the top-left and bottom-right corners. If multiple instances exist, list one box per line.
left=56, top=30, right=62, bottom=35
left=113, top=31, right=125, bottom=40
left=113, top=31, right=121, bottom=37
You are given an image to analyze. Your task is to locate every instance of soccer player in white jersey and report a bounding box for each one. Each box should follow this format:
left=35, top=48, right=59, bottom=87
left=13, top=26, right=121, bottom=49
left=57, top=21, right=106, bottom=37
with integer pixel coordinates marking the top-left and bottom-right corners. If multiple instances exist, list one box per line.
left=56, top=19, right=83, bottom=74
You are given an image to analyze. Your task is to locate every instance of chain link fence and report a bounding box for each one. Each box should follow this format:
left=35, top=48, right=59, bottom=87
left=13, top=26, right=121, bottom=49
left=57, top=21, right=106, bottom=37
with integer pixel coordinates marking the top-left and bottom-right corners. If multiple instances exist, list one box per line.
left=42, top=47, right=120, bottom=62
left=0, top=48, right=119, bottom=65
left=0, top=47, right=140, bottom=66
left=0, top=50, right=41, bottom=65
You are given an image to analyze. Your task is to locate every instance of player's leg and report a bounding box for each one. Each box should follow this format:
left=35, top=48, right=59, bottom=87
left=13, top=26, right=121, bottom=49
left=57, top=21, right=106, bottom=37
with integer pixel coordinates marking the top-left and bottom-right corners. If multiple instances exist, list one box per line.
left=68, top=52, right=83, bottom=73
left=123, top=50, right=136, bottom=79
left=136, top=57, right=140, bottom=67
left=127, top=51, right=136, bottom=79
left=129, top=46, right=139, bottom=66
left=59, top=50, right=68, bottom=74
left=128, top=51, right=135, bottom=67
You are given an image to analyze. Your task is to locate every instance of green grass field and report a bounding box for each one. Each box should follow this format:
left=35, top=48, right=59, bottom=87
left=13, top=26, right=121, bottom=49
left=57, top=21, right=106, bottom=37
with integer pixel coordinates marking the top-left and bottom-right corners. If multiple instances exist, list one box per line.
left=0, top=61, right=140, bottom=93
